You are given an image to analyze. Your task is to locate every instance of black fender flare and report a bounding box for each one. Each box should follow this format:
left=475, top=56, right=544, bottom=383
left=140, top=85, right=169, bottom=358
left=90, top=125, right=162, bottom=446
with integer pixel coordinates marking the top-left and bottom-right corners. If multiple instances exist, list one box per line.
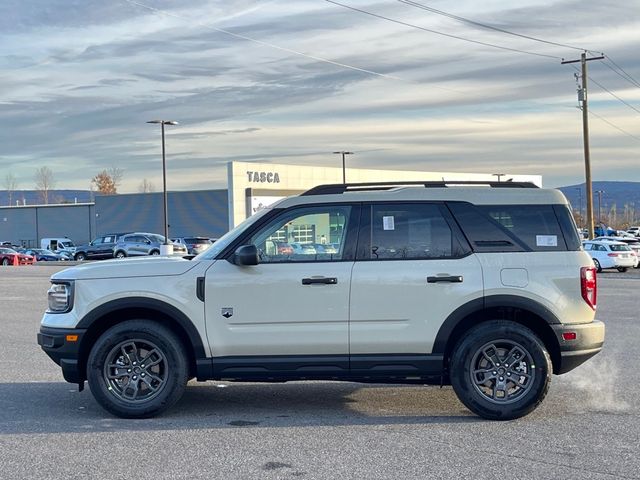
left=76, top=297, right=207, bottom=359
left=432, top=295, right=561, bottom=355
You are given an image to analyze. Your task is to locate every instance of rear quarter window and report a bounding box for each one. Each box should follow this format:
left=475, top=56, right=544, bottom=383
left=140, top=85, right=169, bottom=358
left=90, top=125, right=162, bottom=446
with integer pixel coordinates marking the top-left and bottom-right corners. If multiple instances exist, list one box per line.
left=448, top=203, right=578, bottom=252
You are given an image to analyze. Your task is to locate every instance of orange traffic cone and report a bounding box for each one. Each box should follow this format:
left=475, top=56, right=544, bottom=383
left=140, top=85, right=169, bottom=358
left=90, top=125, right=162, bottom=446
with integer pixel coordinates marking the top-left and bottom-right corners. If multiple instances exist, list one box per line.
left=12, top=254, right=19, bottom=266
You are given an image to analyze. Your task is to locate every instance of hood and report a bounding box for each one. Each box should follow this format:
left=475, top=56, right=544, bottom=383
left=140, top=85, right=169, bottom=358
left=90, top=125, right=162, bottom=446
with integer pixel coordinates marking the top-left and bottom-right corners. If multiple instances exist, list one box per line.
left=51, top=256, right=201, bottom=281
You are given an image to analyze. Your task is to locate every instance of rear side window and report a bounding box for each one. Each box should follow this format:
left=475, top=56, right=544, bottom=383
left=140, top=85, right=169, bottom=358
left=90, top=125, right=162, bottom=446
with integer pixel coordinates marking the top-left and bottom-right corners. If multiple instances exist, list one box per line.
left=367, top=203, right=470, bottom=260
left=448, top=203, right=576, bottom=252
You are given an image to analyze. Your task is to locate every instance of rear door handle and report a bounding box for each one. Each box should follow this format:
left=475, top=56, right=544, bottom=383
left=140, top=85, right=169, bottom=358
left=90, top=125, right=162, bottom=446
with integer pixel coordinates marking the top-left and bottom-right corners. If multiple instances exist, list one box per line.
left=302, top=277, right=338, bottom=285
left=427, top=275, right=463, bottom=283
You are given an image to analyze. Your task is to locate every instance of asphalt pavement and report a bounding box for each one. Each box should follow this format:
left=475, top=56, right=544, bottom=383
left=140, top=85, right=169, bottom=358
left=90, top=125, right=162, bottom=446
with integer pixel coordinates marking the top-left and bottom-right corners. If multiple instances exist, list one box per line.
left=1, top=265, right=638, bottom=479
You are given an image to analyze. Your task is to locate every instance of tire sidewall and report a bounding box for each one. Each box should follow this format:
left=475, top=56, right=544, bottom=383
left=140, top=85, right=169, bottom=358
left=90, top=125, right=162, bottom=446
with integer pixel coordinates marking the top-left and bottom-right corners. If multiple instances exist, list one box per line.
left=87, top=320, right=188, bottom=418
left=450, top=321, right=551, bottom=421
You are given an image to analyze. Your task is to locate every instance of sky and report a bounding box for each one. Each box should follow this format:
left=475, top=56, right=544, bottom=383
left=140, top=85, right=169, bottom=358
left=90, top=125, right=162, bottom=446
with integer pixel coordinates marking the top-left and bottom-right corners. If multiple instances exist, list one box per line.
left=1, top=0, right=639, bottom=192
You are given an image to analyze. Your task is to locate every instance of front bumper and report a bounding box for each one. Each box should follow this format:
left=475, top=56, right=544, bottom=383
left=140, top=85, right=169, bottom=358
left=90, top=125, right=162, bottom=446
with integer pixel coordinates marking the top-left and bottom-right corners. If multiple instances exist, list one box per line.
left=37, top=326, right=87, bottom=383
left=552, top=320, right=605, bottom=374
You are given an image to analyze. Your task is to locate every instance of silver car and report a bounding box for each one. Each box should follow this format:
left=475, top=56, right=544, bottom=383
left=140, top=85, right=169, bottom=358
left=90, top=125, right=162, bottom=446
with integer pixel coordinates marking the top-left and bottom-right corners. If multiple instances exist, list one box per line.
left=113, top=233, right=187, bottom=258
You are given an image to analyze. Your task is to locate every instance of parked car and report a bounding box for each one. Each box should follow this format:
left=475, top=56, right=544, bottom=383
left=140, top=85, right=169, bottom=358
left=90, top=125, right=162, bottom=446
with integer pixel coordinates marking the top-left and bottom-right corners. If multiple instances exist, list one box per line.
left=627, top=226, right=640, bottom=237
left=289, top=242, right=316, bottom=255
left=113, top=233, right=188, bottom=258
left=171, top=237, right=213, bottom=255
left=314, top=243, right=338, bottom=254
left=74, top=233, right=128, bottom=261
left=583, top=240, right=636, bottom=272
left=592, top=236, right=640, bottom=268
left=0, top=247, right=35, bottom=266
left=40, top=237, right=76, bottom=257
left=21, top=248, right=66, bottom=262
left=264, top=240, right=293, bottom=257
left=39, top=180, right=604, bottom=421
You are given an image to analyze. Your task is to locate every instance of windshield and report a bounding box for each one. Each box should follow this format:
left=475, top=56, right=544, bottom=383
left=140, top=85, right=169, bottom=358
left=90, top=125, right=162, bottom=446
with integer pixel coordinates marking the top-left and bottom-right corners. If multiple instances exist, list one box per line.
left=195, top=209, right=271, bottom=260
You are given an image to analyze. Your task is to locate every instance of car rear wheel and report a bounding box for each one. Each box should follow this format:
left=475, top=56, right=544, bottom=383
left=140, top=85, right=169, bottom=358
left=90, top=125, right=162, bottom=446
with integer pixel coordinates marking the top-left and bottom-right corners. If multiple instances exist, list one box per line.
left=450, top=320, right=551, bottom=420
left=1, top=258, right=9, bottom=266
left=87, top=320, right=189, bottom=418
left=592, top=258, right=602, bottom=272
left=150, top=250, right=160, bottom=256
left=617, top=267, right=628, bottom=272
left=115, top=251, right=126, bottom=259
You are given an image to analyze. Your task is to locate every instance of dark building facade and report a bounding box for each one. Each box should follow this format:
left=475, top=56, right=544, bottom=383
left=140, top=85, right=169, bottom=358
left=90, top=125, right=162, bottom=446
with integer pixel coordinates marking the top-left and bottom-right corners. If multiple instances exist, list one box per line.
left=0, top=190, right=228, bottom=247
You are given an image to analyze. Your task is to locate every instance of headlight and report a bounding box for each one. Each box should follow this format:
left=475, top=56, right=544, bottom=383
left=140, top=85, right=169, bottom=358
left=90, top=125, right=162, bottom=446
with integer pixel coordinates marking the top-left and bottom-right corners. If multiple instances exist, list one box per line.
left=47, top=282, right=73, bottom=313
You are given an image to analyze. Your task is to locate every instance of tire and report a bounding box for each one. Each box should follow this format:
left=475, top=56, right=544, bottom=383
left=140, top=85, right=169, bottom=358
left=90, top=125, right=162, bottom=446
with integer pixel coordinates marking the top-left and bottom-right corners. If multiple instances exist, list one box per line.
left=1, top=258, right=8, bottom=266
left=150, top=250, right=160, bottom=256
left=450, top=320, right=552, bottom=421
left=115, top=251, right=126, bottom=259
left=75, top=252, right=86, bottom=261
left=87, top=320, right=189, bottom=418
left=617, top=267, right=628, bottom=272
left=592, top=258, right=602, bottom=272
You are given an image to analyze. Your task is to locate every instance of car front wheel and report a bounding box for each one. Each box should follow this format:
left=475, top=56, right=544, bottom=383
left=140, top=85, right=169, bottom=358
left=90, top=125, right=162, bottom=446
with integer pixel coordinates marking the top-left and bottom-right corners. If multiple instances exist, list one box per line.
left=75, top=253, right=86, bottom=261
left=450, top=320, right=551, bottom=420
left=617, top=267, right=628, bottom=272
left=87, top=320, right=189, bottom=418
left=115, top=251, right=126, bottom=259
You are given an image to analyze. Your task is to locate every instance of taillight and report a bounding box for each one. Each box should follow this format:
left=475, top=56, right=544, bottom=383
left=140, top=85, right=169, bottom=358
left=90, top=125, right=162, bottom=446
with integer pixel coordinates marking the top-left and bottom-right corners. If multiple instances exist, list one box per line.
left=581, top=266, right=597, bottom=310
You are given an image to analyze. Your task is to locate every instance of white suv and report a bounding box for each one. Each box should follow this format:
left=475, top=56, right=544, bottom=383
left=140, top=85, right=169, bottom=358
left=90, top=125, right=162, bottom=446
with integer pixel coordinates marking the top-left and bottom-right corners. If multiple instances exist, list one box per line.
left=38, top=181, right=604, bottom=420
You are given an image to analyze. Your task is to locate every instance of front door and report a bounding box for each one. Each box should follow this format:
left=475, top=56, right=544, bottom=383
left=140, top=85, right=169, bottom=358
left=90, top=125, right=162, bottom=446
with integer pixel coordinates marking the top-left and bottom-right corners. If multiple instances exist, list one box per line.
left=204, top=204, right=357, bottom=379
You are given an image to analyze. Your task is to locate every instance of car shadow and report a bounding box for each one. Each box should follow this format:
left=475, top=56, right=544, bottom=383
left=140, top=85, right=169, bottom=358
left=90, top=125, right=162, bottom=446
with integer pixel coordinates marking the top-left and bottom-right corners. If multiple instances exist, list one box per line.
left=0, top=381, right=482, bottom=434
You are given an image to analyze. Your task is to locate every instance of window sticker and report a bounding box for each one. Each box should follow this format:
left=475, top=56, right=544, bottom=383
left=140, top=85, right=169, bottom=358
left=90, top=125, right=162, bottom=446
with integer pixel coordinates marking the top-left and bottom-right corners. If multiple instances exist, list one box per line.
left=536, top=235, right=557, bottom=247
left=383, top=216, right=395, bottom=231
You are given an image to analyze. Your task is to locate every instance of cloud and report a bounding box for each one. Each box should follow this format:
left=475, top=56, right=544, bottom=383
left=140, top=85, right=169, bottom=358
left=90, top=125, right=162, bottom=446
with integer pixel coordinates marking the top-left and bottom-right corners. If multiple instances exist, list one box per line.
left=0, top=0, right=639, bottom=192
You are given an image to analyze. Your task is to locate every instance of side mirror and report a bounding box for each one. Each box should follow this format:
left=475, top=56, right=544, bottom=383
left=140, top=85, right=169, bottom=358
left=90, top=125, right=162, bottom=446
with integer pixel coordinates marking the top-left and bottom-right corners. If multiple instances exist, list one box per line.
left=233, top=245, right=259, bottom=266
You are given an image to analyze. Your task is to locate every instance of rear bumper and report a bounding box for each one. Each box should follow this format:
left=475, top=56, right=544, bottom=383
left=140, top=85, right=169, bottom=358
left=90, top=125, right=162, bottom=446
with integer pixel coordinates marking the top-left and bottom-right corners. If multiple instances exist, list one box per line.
left=552, top=320, right=605, bottom=374
left=37, top=326, right=86, bottom=383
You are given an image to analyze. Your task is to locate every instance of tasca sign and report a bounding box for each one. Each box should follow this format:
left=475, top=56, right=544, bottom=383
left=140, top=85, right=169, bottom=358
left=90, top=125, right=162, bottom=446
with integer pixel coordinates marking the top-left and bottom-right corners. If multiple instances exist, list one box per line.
left=246, top=171, right=280, bottom=183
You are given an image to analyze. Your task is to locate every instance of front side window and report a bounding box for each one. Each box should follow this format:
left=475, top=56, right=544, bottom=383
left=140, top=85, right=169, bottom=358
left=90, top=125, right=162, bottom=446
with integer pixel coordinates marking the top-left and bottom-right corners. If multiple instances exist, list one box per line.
left=249, top=206, right=351, bottom=263
left=370, top=203, right=466, bottom=260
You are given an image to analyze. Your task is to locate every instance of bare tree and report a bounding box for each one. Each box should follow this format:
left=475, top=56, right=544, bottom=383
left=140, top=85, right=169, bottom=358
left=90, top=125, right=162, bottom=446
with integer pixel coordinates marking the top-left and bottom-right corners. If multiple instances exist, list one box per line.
left=138, top=178, right=155, bottom=193
left=34, top=166, right=55, bottom=204
left=109, top=167, right=124, bottom=191
left=4, top=173, right=17, bottom=206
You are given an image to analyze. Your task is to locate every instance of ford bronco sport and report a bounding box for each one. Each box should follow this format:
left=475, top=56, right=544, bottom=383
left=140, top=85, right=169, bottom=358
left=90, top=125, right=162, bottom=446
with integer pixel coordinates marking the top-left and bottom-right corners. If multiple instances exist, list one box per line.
left=38, top=181, right=604, bottom=420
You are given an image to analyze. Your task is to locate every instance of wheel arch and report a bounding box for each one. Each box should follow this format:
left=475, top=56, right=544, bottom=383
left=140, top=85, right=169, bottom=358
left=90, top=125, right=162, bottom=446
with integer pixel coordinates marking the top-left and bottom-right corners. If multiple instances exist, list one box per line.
left=76, top=298, right=206, bottom=381
left=434, top=296, right=562, bottom=375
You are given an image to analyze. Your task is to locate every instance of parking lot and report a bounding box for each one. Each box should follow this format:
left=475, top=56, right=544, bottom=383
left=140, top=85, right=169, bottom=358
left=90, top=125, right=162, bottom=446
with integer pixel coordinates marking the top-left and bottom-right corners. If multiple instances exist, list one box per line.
left=1, top=265, right=639, bottom=480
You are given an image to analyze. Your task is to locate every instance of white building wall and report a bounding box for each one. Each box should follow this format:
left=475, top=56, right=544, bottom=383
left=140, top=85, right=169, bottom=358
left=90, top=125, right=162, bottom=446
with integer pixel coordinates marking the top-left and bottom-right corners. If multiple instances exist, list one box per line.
left=228, top=161, right=542, bottom=227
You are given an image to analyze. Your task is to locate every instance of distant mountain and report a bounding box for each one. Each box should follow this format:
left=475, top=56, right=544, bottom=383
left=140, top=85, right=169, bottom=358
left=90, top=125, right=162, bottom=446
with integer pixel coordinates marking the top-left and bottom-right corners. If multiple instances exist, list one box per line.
left=558, top=181, right=640, bottom=225
left=0, top=190, right=93, bottom=207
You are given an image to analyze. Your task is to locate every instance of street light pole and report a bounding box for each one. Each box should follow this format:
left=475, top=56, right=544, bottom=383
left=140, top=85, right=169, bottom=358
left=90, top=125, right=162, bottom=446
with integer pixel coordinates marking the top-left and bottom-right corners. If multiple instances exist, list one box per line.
left=333, top=151, right=353, bottom=184
left=147, top=120, right=179, bottom=254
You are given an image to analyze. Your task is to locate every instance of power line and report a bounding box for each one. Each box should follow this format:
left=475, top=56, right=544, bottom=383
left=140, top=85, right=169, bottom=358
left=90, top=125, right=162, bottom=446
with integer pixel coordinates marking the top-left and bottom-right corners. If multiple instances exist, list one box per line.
left=122, top=0, right=402, bottom=81
left=602, top=58, right=640, bottom=89
left=570, top=64, right=640, bottom=116
left=589, top=75, right=640, bottom=116
left=396, top=0, right=588, bottom=52
left=325, top=0, right=561, bottom=60
left=587, top=108, right=640, bottom=142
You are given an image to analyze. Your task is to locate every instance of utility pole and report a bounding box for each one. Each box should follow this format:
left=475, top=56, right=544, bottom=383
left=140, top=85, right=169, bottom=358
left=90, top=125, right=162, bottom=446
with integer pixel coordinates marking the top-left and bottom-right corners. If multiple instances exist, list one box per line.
left=575, top=187, right=583, bottom=227
left=561, top=52, right=604, bottom=239
left=596, top=190, right=604, bottom=224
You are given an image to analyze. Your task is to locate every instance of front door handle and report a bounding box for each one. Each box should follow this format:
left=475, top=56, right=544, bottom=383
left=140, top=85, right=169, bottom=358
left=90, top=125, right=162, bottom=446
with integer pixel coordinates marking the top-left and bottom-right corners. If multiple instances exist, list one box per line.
left=302, top=277, right=338, bottom=285
left=427, top=275, right=463, bottom=283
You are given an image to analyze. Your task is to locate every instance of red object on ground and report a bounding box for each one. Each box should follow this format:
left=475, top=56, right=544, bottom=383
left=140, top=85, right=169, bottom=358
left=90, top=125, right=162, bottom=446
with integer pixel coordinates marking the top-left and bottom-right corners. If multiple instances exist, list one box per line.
left=12, top=254, right=19, bottom=266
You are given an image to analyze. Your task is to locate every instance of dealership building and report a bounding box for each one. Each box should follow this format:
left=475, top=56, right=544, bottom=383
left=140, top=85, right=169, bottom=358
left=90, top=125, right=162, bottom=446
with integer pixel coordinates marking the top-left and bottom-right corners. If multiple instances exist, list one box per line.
left=0, top=161, right=541, bottom=247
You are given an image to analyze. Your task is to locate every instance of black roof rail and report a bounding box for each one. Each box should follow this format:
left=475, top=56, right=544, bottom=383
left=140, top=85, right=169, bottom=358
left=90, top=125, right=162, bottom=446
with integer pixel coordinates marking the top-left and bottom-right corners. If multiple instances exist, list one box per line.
left=301, top=181, right=539, bottom=196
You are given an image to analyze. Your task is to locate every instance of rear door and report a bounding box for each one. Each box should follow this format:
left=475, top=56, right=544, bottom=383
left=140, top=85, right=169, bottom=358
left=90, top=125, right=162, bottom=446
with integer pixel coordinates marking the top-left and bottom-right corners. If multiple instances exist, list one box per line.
left=349, top=203, right=483, bottom=376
